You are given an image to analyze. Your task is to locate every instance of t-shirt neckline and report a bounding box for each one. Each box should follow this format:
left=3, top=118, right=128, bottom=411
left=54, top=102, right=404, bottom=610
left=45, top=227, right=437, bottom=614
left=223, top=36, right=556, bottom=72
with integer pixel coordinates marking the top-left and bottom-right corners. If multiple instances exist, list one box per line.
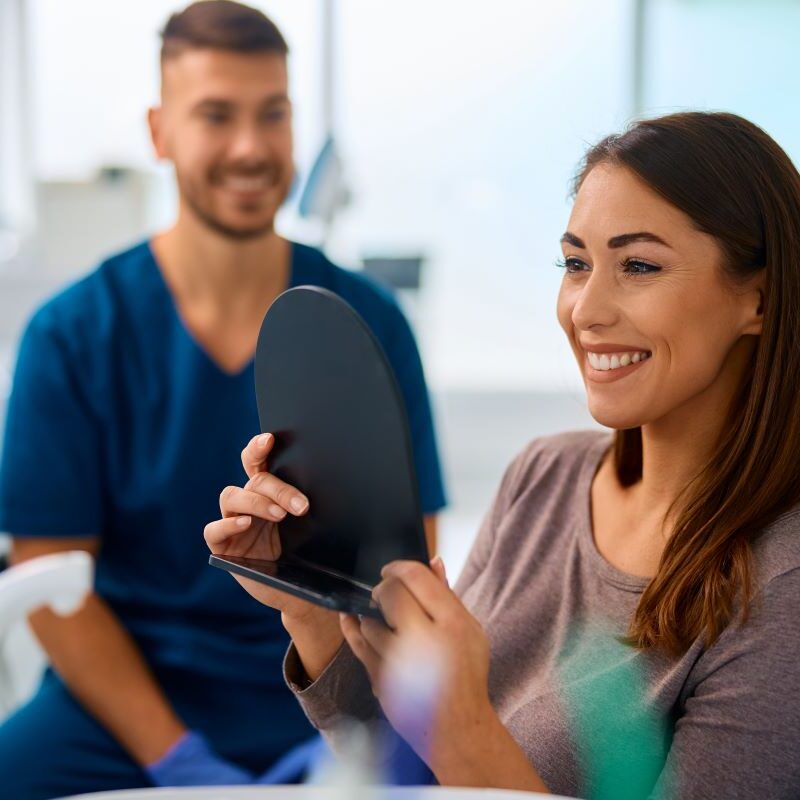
left=577, top=433, right=652, bottom=593
left=144, top=239, right=298, bottom=380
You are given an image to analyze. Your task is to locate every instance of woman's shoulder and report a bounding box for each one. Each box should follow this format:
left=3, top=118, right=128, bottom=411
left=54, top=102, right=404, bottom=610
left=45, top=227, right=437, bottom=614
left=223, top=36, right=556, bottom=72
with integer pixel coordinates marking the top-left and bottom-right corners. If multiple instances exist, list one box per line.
left=516, top=428, right=611, bottom=459
left=454, top=429, right=611, bottom=595
left=751, top=506, right=800, bottom=590
left=501, top=428, right=612, bottom=498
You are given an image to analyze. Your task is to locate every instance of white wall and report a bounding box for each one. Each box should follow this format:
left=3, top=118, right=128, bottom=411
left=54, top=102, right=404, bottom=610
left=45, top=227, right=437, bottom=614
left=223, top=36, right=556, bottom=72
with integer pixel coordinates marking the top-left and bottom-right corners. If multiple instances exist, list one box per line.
left=331, top=0, right=635, bottom=390
left=643, top=0, right=800, bottom=166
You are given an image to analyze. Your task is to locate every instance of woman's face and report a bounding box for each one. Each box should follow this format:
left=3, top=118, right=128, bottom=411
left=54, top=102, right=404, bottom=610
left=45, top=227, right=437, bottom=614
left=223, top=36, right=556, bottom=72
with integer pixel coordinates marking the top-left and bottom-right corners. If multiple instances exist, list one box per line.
left=557, top=163, right=762, bottom=431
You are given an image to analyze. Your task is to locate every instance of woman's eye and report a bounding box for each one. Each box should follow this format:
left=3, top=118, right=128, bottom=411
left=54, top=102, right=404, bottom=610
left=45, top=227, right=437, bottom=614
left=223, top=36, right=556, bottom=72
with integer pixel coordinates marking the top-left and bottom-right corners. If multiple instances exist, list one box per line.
left=622, top=259, right=661, bottom=276
left=556, top=257, right=589, bottom=274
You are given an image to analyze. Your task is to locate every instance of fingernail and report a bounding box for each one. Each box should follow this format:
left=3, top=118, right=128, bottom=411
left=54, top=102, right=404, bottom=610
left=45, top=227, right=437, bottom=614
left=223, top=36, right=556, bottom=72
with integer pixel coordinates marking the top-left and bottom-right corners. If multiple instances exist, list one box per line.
left=291, top=496, right=308, bottom=513
left=258, top=433, right=271, bottom=447
left=236, top=515, right=251, bottom=527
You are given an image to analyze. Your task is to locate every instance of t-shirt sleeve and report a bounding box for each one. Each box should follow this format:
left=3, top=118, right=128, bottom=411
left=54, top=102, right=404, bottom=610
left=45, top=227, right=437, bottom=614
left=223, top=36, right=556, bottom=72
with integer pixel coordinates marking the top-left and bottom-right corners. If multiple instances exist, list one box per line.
left=0, top=311, right=105, bottom=537
left=650, top=568, right=800, bottom=800
left=284, top=641, right=381, bottom=732
left=454, top=442, right=532, bottom=594
left=382, top=304, right=447, bottom=516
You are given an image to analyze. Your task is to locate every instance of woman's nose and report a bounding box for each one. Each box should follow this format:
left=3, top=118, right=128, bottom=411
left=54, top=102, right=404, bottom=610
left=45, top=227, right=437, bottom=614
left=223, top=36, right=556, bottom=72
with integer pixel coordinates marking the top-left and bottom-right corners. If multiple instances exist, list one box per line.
left=571, top=270, right=619, bottom=332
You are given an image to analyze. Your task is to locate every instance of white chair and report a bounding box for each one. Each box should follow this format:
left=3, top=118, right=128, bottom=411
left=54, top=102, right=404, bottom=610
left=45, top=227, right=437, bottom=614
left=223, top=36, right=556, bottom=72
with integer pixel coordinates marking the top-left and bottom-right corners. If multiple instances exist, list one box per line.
left=0, top=550, right=93, bottom=714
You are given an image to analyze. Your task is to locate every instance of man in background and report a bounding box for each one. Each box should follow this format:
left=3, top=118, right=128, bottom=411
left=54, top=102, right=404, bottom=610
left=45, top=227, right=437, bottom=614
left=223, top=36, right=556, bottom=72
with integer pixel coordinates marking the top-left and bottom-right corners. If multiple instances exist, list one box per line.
left=0, top=2, right=446, bottom=797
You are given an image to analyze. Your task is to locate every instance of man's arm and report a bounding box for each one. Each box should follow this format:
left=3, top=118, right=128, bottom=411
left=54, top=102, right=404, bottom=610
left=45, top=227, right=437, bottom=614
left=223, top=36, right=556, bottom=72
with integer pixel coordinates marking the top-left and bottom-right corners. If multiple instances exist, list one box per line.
left=12, top=537, right=186, bottom=766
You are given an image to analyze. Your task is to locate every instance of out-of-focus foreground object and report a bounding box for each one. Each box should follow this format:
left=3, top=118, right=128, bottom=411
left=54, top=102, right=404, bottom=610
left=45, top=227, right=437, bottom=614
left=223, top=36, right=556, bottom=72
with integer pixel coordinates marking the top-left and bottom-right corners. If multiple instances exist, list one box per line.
left=0, top=550, right=93, bottom=713
left=59, top=784, right=568, bottom=799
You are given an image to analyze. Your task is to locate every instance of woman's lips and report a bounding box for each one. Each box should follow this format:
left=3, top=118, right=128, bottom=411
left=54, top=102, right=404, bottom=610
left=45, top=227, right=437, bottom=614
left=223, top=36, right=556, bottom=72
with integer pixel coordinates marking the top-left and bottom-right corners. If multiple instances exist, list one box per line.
left=584, top=352, right=651, bottom=383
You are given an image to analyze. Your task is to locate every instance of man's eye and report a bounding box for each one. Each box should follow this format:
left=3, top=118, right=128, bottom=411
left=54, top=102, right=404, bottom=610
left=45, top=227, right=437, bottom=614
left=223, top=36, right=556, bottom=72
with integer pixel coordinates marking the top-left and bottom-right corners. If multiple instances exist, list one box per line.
left=622, top=259, right=661, bottom=276
left=261, top=110, right=287, bottom=124
left=203, top=113, right=228, bottom=125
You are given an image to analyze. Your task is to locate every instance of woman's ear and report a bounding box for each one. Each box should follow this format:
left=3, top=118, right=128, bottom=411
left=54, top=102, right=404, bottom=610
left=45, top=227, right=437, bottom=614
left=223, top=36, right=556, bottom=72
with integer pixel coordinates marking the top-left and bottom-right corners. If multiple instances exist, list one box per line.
left=741, top=283, right=764, bottom=336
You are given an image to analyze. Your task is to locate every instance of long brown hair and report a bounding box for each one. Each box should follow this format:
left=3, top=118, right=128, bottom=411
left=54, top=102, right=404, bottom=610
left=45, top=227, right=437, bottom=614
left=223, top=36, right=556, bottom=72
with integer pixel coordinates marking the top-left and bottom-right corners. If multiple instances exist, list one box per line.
left=575, top=112, right=800, bottom=654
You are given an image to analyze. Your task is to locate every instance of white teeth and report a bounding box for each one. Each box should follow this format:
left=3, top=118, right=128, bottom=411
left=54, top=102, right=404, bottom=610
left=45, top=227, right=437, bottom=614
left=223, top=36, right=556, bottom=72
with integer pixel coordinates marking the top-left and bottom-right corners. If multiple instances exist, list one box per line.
left=587, top=350, right=649, bottom=371
left=227, top=176, right=268, bottom=192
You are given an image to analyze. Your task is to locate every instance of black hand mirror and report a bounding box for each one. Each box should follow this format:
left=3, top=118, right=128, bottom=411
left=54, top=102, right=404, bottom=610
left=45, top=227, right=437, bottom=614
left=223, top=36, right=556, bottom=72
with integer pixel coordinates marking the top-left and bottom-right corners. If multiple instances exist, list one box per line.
left=209, top=285, right=429, bottom=618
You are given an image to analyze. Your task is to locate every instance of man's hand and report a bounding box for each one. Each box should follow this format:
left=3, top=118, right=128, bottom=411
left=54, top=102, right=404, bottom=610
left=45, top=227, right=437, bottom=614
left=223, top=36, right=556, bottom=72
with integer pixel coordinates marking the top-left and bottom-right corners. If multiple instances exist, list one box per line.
left=146, top=730, right=253, bottom=787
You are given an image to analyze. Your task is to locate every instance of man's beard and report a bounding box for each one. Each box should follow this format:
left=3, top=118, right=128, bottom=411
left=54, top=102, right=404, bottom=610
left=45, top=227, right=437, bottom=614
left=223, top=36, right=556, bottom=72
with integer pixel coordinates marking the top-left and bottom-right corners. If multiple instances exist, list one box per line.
left=180, top=169, right=288, bottom=241
left=186, top=193, right=275, bottom=240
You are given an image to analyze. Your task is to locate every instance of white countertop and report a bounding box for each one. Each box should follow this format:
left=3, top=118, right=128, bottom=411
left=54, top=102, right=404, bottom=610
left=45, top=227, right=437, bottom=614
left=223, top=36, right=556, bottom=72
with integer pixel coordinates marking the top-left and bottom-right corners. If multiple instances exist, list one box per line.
left=61, top=786, right=564, bottom=800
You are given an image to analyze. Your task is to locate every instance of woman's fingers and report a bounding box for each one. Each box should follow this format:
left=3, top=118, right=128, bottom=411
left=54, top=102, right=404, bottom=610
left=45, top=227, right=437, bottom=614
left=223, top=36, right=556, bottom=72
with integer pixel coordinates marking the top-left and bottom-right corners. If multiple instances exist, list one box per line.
left=219, top=484, right=291, bottom=521
left=203, top=514, right=252, bottom=549
left=236, top=434, right=309, bottom=516
left=241, top=432, right=275, bottom=480
left=380, top=560, right=461, bottom=622
left=244, top=471, right=309, bottom=516
left=340, top=614, right=383, bottom=688
left=430, top=555, right=449, bottom=587
left=358, top=615, right=395, bottom=655
left=372, top=575, right=430, bottom=633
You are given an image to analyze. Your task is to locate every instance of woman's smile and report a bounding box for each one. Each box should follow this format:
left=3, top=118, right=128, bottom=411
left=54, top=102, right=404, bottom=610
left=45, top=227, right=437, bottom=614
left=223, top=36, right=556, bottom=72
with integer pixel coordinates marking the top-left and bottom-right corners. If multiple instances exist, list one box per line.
left=581, top=342, right=653, bottom=383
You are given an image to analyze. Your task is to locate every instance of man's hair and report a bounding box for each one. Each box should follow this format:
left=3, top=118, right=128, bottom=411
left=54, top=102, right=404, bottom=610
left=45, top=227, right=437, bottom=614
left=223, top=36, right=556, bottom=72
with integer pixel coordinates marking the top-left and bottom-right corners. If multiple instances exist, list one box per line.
left=160, top=0, right=289, bottom=62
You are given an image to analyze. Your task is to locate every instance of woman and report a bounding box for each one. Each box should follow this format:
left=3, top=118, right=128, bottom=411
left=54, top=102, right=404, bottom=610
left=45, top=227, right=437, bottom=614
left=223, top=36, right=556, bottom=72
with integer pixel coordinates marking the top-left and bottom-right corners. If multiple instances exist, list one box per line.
left=204, top=112, right=800, bottom=799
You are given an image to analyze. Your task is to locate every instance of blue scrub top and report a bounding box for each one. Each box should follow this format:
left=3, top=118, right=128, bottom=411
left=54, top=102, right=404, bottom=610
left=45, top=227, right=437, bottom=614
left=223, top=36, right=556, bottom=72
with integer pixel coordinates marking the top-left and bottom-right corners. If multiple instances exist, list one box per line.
left=0, top=240, right=446, bottom=687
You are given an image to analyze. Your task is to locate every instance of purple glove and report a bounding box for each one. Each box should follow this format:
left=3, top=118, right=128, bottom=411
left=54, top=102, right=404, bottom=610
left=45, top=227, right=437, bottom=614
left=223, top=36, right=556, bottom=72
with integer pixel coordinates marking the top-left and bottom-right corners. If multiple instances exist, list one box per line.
left=146, top=730, right=254, bottom=787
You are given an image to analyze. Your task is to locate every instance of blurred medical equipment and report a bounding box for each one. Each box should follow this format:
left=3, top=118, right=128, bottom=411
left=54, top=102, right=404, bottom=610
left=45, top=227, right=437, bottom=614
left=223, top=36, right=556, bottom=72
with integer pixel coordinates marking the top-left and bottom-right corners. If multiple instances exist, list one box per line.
left=0, top=550, right=93, bottom=713
left=298, top=134, right=352, bottom=245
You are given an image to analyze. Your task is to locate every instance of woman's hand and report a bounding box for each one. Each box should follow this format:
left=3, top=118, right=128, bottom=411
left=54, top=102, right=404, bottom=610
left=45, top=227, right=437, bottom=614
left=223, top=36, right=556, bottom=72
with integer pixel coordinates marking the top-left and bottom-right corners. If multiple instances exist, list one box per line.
left=339, top=558, right=498, bottom=779
left=205, top=433, right=343, bottom=680
left=204, top=433, right=328, bottom=628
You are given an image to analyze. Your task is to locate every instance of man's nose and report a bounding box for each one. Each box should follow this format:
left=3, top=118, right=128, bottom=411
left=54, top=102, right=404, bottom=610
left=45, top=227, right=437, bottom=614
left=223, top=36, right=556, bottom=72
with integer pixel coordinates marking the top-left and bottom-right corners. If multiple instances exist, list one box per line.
left=227, top=122, right=269, bottom=163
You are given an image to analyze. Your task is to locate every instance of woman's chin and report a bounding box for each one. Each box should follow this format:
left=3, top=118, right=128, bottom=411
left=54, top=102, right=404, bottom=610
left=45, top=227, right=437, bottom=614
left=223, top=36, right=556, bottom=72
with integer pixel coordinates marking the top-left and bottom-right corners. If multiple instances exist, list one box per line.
left=586, top=401, right=646, bottom=432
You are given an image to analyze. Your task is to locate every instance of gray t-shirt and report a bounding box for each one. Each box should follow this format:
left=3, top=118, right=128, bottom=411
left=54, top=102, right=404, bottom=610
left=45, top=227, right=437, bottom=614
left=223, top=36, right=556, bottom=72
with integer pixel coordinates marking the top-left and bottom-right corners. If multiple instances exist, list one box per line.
left=285, top=430, right=800, bottom=799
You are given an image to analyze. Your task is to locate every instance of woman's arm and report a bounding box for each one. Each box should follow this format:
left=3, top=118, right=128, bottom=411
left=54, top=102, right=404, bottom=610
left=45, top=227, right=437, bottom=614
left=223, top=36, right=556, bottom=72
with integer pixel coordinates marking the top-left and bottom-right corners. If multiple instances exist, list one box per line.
left=648, top=568, right=800, bottom=799
left=429, top=708, right=548, bottom=791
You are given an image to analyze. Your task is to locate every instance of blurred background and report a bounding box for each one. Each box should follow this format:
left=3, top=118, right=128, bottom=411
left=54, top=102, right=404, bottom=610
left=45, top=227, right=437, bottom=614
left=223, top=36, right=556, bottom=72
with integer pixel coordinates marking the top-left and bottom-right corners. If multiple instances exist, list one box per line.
left=2, top=0, right=799, bottom=702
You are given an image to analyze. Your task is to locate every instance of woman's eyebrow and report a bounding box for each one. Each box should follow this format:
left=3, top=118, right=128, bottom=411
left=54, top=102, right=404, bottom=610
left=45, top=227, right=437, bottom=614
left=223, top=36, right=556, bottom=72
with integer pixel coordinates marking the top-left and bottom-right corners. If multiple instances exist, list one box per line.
left=560, top=231, right=673, bottom=249
left=607, top=231, right=671, bottom=249
left=560, top=232, right=585, bottom=248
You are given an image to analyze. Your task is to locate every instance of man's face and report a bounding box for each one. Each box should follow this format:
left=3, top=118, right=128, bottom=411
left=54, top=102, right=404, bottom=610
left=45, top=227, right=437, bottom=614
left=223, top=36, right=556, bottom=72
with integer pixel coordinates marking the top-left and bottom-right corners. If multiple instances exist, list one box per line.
left=151, top=48, right=293, bottom=240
